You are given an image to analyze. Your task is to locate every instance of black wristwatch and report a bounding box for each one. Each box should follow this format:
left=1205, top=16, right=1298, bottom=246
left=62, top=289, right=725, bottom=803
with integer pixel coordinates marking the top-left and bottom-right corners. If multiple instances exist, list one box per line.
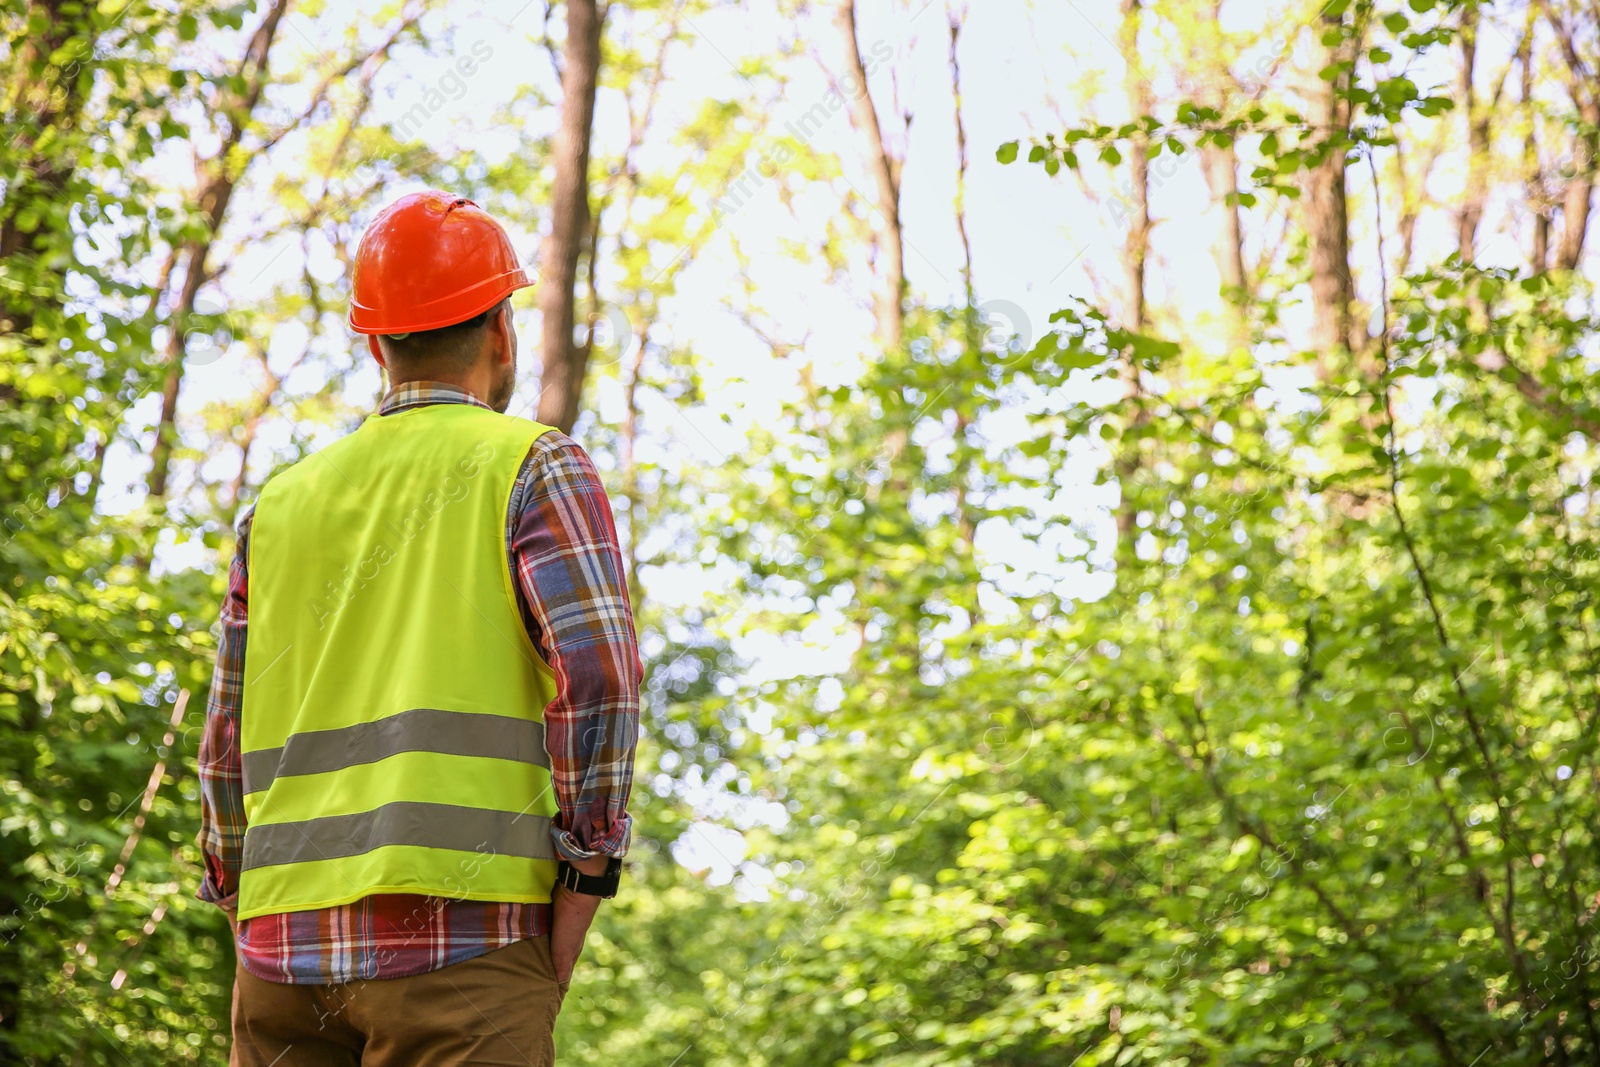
left=556, top=857, right=623, bottom=898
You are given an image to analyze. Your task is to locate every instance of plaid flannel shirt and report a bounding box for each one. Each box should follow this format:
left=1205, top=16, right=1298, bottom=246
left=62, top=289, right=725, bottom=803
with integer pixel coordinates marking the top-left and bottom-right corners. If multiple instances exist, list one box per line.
left=197, top=383, right=641, bottom=984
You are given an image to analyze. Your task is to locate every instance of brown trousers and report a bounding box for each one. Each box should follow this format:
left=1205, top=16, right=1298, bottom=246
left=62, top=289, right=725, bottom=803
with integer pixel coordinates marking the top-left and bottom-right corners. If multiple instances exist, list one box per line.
left=230, top=936, right=570, bottom=1067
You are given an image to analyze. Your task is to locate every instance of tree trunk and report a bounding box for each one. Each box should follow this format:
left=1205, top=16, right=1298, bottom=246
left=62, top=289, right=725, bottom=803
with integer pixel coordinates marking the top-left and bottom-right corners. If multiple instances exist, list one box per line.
left=948, top=7, right=974, bottom=315
left=1537, top=0, right=1596, bottom=271
left=146, top=0, right=290, bottom=502
left=1523, top=24, right=1551, bottom=274
left=947, top=3, right=978, bottom=554
left=834, top=0, right=904, bottom=354
left=536, top=0, right=606, bottom=434
left=1392, top=134, right=1448, bottom=277
left=1456, top=5, right=1488, bottom=262
left=1202, top=140, right=1248, bottom=343
left=147, top=244, right=211, bottom=501
left=1556, top=105, right=1597, bottom=270
left=622, top=324, right=647, bottom=613
left=1304, top=6, right=1356, bottom=376
left=1119, top=0, right=1151, bottom=335
left=835, top=0, right=910, bottom=678
left=1115, top=0, right=1152, bottom=559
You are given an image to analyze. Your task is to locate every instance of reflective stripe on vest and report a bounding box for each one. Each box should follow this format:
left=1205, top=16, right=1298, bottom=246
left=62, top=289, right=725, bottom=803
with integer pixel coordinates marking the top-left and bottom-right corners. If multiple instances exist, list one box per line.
left=241, top=803, right=557, bottom=870
left=236, top=403, right=561, bottom=921
left=241, top=708, right=550, bottom=795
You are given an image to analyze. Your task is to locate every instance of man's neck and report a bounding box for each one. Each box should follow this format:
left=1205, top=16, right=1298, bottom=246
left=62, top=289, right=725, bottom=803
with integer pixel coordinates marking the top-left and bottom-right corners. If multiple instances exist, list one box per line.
left=385, top=377, right=484, bottom=403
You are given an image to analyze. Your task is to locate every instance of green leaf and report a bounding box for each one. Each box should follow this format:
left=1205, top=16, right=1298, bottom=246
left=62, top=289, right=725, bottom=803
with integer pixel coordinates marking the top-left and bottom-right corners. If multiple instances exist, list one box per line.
left=996, top=141, right=1019, bottom=164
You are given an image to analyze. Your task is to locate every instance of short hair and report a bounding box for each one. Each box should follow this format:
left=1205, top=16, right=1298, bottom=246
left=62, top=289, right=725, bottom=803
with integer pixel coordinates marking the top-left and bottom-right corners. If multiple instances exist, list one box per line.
left=376, top=298, right=508, bottom=371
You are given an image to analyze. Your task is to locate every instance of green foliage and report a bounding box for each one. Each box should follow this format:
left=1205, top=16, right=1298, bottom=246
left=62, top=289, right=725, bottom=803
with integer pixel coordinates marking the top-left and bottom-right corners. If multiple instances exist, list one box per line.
left=578, top=2, right=1600, bottom=1062
left=634, top=266, right=1600, bottom=1064
left=999, top=0, right=1470, bottom=198
left=0, top=1, right=235, bottom=1060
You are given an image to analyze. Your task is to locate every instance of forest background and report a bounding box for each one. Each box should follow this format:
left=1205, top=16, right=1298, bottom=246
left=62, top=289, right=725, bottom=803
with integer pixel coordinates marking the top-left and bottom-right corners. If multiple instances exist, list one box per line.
left=4, top=0, right=1600, bottom=1063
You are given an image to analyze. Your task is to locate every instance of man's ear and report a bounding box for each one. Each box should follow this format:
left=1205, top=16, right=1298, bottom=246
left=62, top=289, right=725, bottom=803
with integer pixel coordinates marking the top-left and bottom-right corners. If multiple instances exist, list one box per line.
left=490, top=302, right=515, bottom=367
left=367, top=335, right=387, bottom=368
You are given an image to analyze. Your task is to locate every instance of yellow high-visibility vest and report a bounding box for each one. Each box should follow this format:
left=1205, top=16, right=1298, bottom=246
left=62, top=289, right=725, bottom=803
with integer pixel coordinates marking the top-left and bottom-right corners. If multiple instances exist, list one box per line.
left=236, top=402, right=560, bottom=921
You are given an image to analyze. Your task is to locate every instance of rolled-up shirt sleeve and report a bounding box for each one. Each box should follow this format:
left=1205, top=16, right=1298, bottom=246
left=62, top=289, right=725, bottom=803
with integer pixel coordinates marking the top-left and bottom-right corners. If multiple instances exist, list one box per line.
left=196, top=507, right=252, bottom=909
left=509, top=432, right=642, bottom=862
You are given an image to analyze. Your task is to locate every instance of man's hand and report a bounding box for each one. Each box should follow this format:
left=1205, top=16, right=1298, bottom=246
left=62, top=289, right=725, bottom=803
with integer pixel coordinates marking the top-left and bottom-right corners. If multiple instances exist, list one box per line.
left=550, top=885, right=600, bottom=982
left=549, top=855, right=610, bottom=982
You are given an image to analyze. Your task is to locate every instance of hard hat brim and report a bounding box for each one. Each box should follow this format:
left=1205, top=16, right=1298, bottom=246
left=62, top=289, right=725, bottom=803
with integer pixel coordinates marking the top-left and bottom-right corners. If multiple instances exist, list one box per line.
left=348, top=267, right=532, bottom=335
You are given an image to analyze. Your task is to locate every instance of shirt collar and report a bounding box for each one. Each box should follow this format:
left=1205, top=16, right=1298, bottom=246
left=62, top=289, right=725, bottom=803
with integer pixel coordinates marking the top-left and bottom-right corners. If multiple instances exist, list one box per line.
left=378, top=381, right=492, bottom=416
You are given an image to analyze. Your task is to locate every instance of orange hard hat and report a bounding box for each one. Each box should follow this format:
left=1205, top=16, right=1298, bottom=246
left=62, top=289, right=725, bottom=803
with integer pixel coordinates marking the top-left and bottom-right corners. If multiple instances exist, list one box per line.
left=348, top=191, right=532, bottom=335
